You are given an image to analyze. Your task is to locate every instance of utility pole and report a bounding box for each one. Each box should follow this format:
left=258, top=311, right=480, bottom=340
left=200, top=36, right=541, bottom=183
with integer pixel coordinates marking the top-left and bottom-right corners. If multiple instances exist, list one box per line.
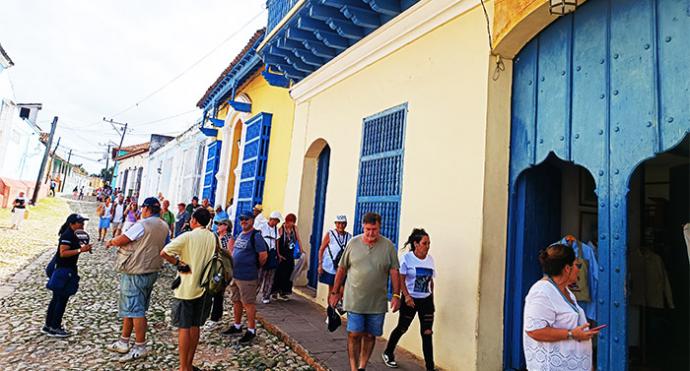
left=104, top=144, right=111, bottom=182
left=32, top=116, right=58, bottom=205
left=103, top=118, right=128, bottom=188
left=60, top=148, right=72, bottom=193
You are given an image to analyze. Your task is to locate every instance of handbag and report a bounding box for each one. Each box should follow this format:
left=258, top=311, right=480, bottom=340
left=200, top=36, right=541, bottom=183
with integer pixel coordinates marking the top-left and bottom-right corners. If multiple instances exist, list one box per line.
left=45, top=253, right=58, bottom=278
left=47, top=267, right=79, bottom=296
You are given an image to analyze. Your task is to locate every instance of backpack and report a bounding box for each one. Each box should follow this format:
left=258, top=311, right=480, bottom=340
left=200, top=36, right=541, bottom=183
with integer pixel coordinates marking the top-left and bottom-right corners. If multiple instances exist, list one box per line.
left=200, top=234, right=233, bottom=295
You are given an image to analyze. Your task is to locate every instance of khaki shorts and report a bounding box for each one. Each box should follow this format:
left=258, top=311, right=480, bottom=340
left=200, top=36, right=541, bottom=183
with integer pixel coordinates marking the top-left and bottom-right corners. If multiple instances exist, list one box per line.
left=230, top=279, right=257, bottom=305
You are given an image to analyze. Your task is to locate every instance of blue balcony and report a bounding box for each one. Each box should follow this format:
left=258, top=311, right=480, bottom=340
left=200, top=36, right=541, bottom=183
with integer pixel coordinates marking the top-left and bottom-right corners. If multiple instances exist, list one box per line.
left=267, top=0, right=300, bottom=34
left=261, top=0, right=419, bottom=86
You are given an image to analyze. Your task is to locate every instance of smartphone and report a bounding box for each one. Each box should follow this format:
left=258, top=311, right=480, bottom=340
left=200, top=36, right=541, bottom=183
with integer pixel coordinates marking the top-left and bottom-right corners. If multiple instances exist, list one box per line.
left=590, top=324, right=607, bottom=331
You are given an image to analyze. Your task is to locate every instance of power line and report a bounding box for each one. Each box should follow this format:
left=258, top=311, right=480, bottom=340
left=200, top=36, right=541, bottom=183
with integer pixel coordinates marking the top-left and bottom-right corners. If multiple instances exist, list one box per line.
left=108, top=8, right=267, bottom=118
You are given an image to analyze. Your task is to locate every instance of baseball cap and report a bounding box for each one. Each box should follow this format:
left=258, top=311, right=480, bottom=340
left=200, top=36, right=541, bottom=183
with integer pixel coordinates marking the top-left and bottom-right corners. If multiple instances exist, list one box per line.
left=66, top=213, right=89, bottom=224
left=239, top=210, right=254, bottom=220
left=269, top=211, right=282, bottom=220
left=141, top=197, right=160, bottom=208
left=334, top=215, right=347, bottom=223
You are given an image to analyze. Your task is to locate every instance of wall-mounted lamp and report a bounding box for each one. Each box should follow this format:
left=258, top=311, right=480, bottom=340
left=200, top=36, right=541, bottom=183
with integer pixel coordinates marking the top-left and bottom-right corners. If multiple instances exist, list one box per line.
left=549, top=0, right=578, bottom=15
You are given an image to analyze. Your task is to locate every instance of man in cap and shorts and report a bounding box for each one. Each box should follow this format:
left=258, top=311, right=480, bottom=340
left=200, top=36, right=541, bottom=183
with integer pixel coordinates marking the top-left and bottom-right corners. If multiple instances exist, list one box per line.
left=221, top=210, right=268, bottom=343
left=105, top=197, right=170, bottom=362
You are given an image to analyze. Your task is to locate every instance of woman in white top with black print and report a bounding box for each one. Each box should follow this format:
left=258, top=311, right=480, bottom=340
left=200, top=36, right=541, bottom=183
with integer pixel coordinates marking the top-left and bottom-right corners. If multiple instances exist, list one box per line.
left=317, top=215, right=352, bottom=304
left=382, top=228, right=436, bottom=371
left=522, top=243, right=601, bottom=371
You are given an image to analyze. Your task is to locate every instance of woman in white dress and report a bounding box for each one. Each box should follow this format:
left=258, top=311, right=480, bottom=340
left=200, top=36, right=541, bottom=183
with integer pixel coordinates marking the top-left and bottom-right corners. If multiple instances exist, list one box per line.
left=523, top=243, right=601, bottom=370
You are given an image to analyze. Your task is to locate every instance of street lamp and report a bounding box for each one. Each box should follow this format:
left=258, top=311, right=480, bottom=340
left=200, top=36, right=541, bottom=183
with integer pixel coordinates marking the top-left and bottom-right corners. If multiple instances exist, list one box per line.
left=549, top=0, right=578, bottom=15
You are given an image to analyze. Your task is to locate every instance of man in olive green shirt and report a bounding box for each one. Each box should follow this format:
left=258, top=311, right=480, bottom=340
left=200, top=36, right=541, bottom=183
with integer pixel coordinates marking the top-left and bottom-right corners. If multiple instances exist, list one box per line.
left=330, top=212, right=400, bottom=371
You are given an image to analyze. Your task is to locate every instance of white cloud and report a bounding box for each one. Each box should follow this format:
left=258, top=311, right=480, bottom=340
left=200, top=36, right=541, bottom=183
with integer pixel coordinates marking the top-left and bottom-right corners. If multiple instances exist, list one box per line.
left=1, top=0, right=267, bottom=172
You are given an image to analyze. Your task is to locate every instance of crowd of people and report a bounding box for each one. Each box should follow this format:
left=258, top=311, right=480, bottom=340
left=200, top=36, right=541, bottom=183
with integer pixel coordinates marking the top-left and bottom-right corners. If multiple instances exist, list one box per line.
left=42, top=189, right=446, bottom=371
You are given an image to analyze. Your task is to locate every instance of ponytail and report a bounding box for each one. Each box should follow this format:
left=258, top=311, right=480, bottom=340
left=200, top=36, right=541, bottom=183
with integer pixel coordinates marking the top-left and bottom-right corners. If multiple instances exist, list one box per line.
left=403, top=228, right=429, bottom=252
left=58, top=221, right=71, bottom=235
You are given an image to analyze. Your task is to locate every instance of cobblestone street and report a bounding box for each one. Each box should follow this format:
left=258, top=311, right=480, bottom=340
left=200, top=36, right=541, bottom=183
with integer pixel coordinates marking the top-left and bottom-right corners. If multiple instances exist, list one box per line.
left=0, top=198, right=313, bottom=370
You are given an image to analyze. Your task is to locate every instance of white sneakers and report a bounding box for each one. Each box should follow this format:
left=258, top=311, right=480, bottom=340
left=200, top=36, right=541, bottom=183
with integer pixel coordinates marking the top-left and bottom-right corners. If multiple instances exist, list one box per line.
left=118, top=346, right=150, bottom=362
left=106, top=340, right=149, bottom=362
left=106, top=340, right=129, bottom=354
left=202, top=320, right=219, bottom=331
left=262, top=298, right=270, bottom=304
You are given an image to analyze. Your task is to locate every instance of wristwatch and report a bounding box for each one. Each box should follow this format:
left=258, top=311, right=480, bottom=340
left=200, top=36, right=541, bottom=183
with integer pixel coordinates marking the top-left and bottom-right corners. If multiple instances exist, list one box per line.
left=567, top=330, right=574, bottom=340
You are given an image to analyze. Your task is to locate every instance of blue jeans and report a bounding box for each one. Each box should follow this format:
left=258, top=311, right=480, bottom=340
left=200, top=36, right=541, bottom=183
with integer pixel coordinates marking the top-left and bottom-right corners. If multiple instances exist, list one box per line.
left=45, top=292, right=70, bottom=329
left=346, top=312, right=386, bottom=336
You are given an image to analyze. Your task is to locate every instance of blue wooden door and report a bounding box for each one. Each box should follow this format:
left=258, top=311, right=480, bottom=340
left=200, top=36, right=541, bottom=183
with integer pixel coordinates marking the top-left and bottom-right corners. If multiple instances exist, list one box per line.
left=504, top=161, right=562, bottom=370
left=507, top=0, right=690, bottom=369
left=234, top=113, right=272, bottom=234
left=202, top=140, right=222, bottom=205
left=308, top=145, right=330, bottom=288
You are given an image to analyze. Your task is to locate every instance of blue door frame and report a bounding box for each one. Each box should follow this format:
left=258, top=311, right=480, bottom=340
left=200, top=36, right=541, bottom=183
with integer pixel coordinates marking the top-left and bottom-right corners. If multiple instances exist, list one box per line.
left=505, top=0, right=690, bottom=369
left=308, top=145, right=330, bottom=288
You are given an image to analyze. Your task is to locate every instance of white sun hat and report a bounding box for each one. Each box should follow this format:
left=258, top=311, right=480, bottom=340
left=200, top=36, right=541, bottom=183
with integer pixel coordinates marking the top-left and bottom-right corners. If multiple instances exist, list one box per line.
left=334, top=215, right=347, bottom=223
left=269, top=211, right=283, bottom=221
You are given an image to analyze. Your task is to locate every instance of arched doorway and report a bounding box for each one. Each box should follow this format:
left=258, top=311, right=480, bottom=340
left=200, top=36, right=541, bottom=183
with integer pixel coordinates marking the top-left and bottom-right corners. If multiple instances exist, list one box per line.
left=504, top=155, right=598, bottom=369
left=297, top=139, right=331, bottom=289
left=504, top=0, right=690, bottom=369
left=626, top=135, right=689, bottom=371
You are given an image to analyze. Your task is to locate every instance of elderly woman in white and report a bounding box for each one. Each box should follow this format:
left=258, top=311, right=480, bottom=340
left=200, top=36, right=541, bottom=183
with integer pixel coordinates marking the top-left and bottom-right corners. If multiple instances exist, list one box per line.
left=523, top=243, right=601, bottom=370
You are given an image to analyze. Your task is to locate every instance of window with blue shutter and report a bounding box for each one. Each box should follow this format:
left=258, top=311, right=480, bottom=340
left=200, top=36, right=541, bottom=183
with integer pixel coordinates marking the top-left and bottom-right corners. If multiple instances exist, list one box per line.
left=202, top=140, right=222, bottom=205
left=354, top=104, right=407, bottom=245
left=234, top=112, right=272, bottom=233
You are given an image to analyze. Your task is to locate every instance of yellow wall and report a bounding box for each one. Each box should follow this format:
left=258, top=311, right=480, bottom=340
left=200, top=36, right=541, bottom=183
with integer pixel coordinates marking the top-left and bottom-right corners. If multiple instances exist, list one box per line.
left=282, top=6, right=491, bottom=370
left=234, top=70, right=296, bottom=217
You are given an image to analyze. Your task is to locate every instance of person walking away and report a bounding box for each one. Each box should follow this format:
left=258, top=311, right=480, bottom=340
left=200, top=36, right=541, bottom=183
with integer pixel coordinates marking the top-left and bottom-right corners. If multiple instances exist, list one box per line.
left=252, top=204, right=267, bottom=229
left=175, top=202, right=190, bottom=237
left=105, top=197, right=170, bottom=362
left=49, top=179, right=56, bottom=197
left=10, top=192, right=27, bottom=230
left=522, top=243, right=600, bottom=371
left=43, top=214, right=92, bottom=337
left=160, top=200, right=175, bottom=237
left=97, top=197, right=113, bottom=242
left=258, top=211, right=281, bottom=304
left=382, top=228, right=437, bottom=370
left=221, top=210, right=268, bottom=343
left=111, top=195, right=126, bottom=238
left=202, top=217, right=234, bottom=330
left=78, top=186, right=84, bottom=200
left=122, top=202, right=139, bottom=233
left=160, top=208, right=216, bottom=371
left=329, top=212, right=400, bottom=371
left=318, top=214, right=351, bottom=309
left=72, top=186, right=78, bottom=200
left=273, top=213, right=304, bottom=300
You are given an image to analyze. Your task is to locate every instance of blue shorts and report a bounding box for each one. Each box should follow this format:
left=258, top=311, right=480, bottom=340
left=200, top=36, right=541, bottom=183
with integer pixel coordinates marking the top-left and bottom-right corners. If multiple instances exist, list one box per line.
left=346, top=312, right=385, bottom=336
left=119, top=272, right=158, bottom=318
left=99, top=217, right=111, bottom=229
left=319, top=271, right=335, bottom=285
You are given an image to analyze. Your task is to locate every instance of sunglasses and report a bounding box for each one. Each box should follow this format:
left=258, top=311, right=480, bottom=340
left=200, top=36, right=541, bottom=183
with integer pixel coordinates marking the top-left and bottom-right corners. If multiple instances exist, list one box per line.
left=239, top=217, right=250, bottom=221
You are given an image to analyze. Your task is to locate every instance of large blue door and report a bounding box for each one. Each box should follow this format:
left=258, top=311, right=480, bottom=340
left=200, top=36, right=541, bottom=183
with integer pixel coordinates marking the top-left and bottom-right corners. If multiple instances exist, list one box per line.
left=506, top=0, right=690, bottom=369
left=234, top=112, right=272, bottom=234
left=308, top=145, right=330, bottom=288
left=202, top=140, right=222, bottom=205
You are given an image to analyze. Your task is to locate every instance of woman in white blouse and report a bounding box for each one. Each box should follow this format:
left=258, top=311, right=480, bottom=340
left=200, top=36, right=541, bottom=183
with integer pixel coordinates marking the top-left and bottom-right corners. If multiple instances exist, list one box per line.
left=523, top=243, right=602, bottom=370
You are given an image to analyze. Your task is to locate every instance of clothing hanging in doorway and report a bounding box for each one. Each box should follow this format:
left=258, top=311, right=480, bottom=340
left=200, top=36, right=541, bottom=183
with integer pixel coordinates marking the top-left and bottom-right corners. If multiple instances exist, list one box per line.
left=629, top=248, right=675, bottom=309
left=558, top=236, right=599, bottom=320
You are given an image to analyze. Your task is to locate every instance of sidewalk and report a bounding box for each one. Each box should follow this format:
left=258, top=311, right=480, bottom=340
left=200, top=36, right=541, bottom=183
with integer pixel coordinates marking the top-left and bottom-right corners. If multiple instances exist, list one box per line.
left=256, top=291, right=428, bottom=371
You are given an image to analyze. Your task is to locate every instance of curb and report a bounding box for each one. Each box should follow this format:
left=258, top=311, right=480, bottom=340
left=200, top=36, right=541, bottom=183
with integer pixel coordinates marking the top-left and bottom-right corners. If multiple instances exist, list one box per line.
left=256, top=312, right=330, bottom=371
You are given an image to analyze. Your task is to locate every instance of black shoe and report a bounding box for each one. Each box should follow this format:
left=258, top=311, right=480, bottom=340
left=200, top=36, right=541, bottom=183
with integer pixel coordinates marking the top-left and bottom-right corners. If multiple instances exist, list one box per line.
left=382, top=352, right=398, bottom=368
left=48, top=327, right=69, bottom=338
left=41, top=326, right=54, bottom=335
left=221, top=326, right=243, bottom=336
left=238, top=330, right=256, bottom=344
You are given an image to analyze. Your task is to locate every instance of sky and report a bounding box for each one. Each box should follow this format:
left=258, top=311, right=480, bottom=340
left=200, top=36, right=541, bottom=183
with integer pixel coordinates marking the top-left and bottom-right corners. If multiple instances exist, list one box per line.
left=0, top=0, right=267, bottom=173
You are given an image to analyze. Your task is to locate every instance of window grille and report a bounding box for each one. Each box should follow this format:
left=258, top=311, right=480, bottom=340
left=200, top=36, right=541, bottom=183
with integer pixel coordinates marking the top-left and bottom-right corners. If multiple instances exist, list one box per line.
left=354, top=104, right=407, bottom=245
